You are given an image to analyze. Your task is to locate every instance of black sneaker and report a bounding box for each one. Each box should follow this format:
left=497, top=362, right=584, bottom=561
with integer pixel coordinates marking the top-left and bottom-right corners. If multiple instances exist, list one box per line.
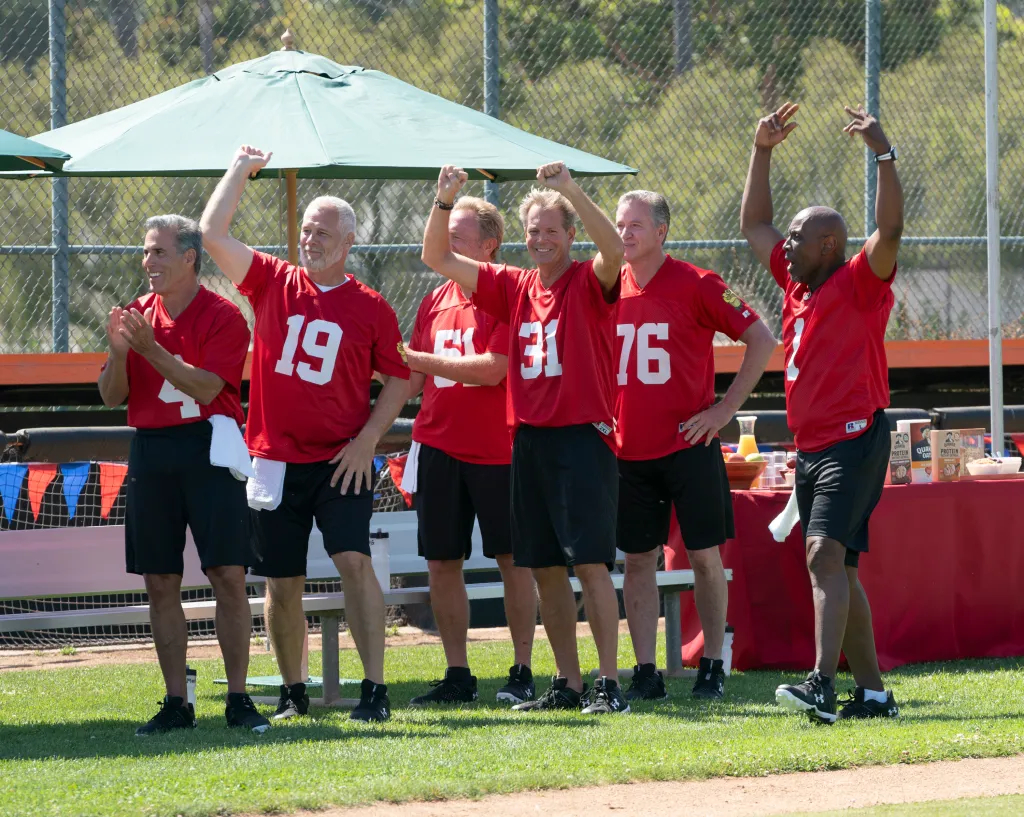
left=225, top=692, right=271, bottom=734
left=135, top=696, right=197, bottom=736
left=273, top=682, right=309, bottom=720
left=496, top=664, right=535, bottom=705
left=512, top=676, right=584, bottom=711
left=776, top=670, right=837, bottom=724
left=581, top=676, right=630, bottom=714
left=350, top=679, right=390, bottom=722
left=625, top=663, right=668, bottom=702
left=837, top=688, right=900, bottom=720
left=691, top=657, right=726, bottom=700
left=409, top=669, right=478, bottom=706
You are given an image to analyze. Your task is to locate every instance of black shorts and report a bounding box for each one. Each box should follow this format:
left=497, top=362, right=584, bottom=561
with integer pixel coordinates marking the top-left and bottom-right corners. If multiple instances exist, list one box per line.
left=250, top=459, right=374, bottom=578
left=510, top=424, right=617, bottom=569
left=415, top=443, right=511, bottom=561
left=617, top=439, right=734, bottom=554
left=796, top=410, right=890, bottom=567
left=125, top=421, right=252, bottom=576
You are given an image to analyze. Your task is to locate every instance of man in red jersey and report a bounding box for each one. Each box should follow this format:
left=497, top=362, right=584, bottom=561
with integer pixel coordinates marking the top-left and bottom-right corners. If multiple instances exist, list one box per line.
left=405, top=194, right=538, bottom=707
left=741, top=103, right=904, bottom=723
left=422, top=162, right=629, bottom=715
left=98, top=214, right=269, bottom=736
left=200, top=146, right=411, bottom=723
left=613, top=191, right=776, bottom=703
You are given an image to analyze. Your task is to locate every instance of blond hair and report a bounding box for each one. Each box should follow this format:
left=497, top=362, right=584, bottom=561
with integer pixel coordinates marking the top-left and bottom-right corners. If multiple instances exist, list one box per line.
left=518, top=188, right=577, bottom=232
left=454, top=196, right=504, bottom=260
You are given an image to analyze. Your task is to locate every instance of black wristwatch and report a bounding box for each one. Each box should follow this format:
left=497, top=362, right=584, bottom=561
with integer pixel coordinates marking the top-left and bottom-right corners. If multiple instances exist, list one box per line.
left=433, top=198, right=455, bottom=211
left=875, top=146, right=897, bottom=163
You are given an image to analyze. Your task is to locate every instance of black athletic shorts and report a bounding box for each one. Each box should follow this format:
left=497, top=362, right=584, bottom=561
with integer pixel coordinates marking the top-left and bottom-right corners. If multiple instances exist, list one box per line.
left=125, top=420, right=252, bottom=576
left=250, top=459, right=374, bottom=578
left=415, top=443, right=512, bottom=561
left=617, top=439, right=734, bottom=554
left=796, top=409, right=890, bottom=568
left=510, top=423, right=617, bottom=569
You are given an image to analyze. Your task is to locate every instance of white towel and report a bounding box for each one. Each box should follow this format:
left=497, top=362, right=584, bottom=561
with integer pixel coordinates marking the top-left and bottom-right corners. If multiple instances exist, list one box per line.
left=247, top=457, right=286, bottom=511
left=769, top=488, right=801, bottom=543
left=208, top=415, right=254, bottom=481
left=400, top=441, right=421, bottom=494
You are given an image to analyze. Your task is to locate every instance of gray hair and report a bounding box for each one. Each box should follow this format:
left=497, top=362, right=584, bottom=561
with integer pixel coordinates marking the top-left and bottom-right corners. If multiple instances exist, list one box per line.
left=145, top=214, right=202, bottom=275
left=306, top=195, right=357, bottom=239
left=618, top=190, right=671, bottom=243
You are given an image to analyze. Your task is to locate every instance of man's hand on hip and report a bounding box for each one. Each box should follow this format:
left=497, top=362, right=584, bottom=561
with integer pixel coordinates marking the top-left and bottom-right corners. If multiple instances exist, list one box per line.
left=329, top=432, right=378, bottom=495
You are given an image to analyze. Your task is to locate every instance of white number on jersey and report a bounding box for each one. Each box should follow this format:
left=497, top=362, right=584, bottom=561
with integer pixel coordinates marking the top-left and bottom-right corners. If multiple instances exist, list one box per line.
left=158, top=355, right=201, bottom=419
left=431, top=327, right=477, bottom=389
left=274, top=315, right=344, bottom=386
left=786, top=317, right=805, bottom=382
left=519, top=319, right=562, bottom=380
left=616, top=322, right=670, bottom=385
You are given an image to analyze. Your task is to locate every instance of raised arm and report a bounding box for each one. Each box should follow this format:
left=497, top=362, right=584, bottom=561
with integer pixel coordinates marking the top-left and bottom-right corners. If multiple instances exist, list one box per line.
left=740, top=103, right=798, bottom=270
left=537, top=162, right=623, bottom=293
left=844, top=106, right=903, bottom=280
left=199, top=146, right=272, bottom=285
left=681, top=319, right=776, bottom=446
left=420, top=165, right=482, bottom=292
left=406, top=349, right=507, bottom=387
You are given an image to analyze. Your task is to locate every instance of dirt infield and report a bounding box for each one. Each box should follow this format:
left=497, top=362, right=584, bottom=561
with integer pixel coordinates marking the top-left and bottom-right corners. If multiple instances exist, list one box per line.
left=314, top=755, right=1024, bottom=817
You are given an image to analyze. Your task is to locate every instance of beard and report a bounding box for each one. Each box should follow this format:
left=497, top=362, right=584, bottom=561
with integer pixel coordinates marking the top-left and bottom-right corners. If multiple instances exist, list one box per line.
left=299, top=244, right=344, bottom=273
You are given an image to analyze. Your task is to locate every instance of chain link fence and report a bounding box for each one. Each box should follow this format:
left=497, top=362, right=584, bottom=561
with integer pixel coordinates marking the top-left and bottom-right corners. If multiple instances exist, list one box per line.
left=2, top=0, right=1024, bottom=353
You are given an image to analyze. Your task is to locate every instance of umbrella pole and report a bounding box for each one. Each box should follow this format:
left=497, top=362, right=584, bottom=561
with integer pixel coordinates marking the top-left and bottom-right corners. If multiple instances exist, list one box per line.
left=287, top=170, right=298, bottom=264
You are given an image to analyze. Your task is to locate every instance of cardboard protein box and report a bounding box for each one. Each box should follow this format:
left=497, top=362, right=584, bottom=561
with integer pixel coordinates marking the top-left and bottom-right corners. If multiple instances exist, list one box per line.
left=930, top=429, right=962, bottom=482
left=959, top=428, right=986, bottom=472
left=897, top=419, right=932, bottom=483
left=889, top=431, right=912, bottom=485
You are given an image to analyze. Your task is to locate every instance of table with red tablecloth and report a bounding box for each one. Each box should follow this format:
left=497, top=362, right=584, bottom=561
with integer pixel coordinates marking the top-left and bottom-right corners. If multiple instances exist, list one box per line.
left=665, top=480, right=1024, bottom=672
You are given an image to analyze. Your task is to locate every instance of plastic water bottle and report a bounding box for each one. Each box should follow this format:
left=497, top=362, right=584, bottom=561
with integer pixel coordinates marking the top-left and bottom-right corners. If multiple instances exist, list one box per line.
left=370, top=529, right=390, bottom=591
left=185, top=666, right=197, bottom=708
left=721, top=627, right=734, bottom=677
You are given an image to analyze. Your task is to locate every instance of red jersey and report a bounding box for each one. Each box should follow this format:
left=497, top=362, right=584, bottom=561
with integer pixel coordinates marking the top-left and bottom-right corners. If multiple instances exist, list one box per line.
left=472, top=259, right=618, bottom=445
left=122, top=287, right=249, bottom=429
left=237, top=251, right=410, bottom=463
left=770, top=241, right=895, bottom=452
left=409, top=279, right=511, bottom=465
left=615, top=256, right=759, bottom=460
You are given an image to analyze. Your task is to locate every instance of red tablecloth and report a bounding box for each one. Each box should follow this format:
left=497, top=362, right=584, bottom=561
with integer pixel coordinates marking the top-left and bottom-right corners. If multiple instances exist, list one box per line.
left=665, top=480, right=1024, bottom=672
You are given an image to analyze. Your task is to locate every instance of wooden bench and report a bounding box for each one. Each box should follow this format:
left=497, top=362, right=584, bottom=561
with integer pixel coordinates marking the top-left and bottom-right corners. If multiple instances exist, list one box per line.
left=0, top=510, right=731, bottom=705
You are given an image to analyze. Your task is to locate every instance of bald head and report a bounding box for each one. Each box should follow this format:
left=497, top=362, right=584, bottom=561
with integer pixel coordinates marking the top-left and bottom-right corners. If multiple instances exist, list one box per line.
left=783, top=206, right=851, bottom=287
left=793, top=206, right=847, bottom=257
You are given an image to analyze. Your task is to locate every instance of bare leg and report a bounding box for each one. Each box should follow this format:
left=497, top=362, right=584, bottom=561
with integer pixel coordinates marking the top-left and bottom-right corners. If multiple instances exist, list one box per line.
left=806, top=536, right=850, bottom=678
left=688, top=546, right=728, bottom=660
left=623, top=549, right=660, bottom=667
left=495, top=553, right=536, bottom=667
left=206, top=565, right=252, bottom=695
left=427, top=559, right=469, bottom=668
left=144, top=573, right=187, bottom=699
left=842, top=565, right=884, bottom=690
left=575, top=563, right=620, bottom=683
left=266, top=575, right=306, bottom=686
left=532, top=566, right=582, bottom=691
left=333, top=551, right=385, bottom=684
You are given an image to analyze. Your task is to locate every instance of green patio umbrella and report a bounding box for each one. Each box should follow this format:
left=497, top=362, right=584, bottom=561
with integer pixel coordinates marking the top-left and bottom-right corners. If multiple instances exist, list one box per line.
left=30, top=49, right=635, bottom=183
left=28, top=47, right=635, bottom=261
left=0, top=128, right=69, bottom=172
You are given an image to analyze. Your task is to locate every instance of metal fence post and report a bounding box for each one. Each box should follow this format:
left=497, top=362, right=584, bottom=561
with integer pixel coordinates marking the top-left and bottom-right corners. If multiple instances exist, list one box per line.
left=984, top=0, right=1004, bottom=452
left=673, top=0, right=692, bottom=76
left=864, top=0, right=881, bottom=237
left=49, top=0, right=70, bottom=352
left=483, top=0, right=500, bottom=209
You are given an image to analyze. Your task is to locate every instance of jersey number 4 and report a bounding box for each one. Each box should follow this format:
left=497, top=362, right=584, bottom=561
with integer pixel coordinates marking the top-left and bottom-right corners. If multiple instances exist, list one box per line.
left=158, top=355, right=201, bottom=419
left=616, top=323, right=670, bottom=385
left=274, top=315, right=343, bottom=385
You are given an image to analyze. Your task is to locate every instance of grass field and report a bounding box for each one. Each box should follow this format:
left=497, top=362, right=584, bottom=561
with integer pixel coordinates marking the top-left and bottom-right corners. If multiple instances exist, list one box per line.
left=0, top=637, right=1022, bottom=817
left=791, top=795, right=1024, bottom=816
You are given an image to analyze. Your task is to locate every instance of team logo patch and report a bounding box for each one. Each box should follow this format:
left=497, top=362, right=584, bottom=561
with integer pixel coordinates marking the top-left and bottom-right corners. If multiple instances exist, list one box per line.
left=396, top=341, right=408, bottom=364
left=722, top=289, right=744, bottom=309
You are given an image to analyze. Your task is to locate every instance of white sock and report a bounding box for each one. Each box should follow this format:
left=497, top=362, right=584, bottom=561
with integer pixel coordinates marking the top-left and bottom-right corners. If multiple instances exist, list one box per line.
left=863, top=688, right=888, bottom=703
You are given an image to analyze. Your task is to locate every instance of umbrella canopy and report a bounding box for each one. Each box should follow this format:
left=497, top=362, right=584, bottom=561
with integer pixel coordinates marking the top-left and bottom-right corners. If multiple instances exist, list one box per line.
left=0, top=128, right=69, bottom=173
left=29, top=50, right=636, bottom=181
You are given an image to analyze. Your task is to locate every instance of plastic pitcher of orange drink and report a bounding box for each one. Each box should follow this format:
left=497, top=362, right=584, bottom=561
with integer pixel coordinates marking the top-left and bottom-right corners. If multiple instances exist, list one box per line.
left=736, top=416, right=758, bottom=458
